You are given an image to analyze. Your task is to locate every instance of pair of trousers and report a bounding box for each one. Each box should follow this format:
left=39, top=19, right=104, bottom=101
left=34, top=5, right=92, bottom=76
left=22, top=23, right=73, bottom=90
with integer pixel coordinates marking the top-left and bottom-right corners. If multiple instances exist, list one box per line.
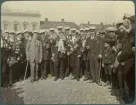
left=41, top=60, right=50, bottom=78
left=117, top=65, right=124, bottom=90
left=59, top=58, right=65, bottom=79
left=53, top=59, right=59, bottom=79
left=76, top=58, right=82, bottom=79
left=104, top=64, right=112, bottom=75
left=82, top=60, right=90, bottom=79
left=30, top=62, right=39, bottom=81
left=89, top=57, right=99, bottom=81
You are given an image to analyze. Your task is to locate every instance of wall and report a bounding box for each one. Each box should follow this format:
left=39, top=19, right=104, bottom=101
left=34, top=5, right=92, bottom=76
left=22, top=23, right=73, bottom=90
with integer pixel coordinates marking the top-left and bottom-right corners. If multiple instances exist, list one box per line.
left=1, top=13, right=41, bottom=32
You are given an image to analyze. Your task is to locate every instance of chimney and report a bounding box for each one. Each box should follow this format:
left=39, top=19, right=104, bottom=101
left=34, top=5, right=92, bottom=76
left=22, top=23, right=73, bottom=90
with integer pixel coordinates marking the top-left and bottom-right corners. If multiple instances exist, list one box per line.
left=100, top=22, right=104, bottom=30
left=100, top=22, right=103, bottom=25
left=88, top=21, right=90, bottom=24
left=45, top=18, right=48, bottom=22
left=61, top=18, right=64, bottom=22
left=113, top=22, right=115, bottom=26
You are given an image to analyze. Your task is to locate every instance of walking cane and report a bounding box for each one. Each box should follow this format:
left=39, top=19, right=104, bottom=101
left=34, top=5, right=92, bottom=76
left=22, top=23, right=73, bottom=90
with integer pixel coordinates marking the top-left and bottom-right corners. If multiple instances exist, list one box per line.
left=24, top=61, right=28, bottom=82
left=98, top=58, right=102, bottom=83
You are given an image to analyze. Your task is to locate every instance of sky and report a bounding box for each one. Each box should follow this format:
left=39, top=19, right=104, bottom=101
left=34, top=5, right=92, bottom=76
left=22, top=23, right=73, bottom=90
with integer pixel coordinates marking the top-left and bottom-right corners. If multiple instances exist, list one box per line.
left=1, top=1, right=135, bottom=25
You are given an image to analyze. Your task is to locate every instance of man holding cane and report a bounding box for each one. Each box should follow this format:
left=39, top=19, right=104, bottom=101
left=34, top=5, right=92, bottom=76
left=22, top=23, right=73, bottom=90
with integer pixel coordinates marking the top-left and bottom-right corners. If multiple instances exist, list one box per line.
left=26, top=31, right=43, bottom=83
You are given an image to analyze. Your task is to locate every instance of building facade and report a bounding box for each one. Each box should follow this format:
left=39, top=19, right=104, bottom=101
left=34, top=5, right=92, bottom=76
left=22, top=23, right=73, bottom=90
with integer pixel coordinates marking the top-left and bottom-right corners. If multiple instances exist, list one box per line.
left=40, top=18, right=79, bottom=31
left=79, top=21, right=115, bottom=31
left=1, top=9, right=41, bottom=32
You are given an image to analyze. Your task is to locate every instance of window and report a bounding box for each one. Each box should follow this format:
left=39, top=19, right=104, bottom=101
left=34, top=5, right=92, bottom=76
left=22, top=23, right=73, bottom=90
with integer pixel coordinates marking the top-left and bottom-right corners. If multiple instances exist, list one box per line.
left=23, top=23, right=27, bottom=30
left=14, top=24, right=18, bottom=32
left=32, top=24, right=36, bottom=31
left=4, top=23, right=8, bottom=31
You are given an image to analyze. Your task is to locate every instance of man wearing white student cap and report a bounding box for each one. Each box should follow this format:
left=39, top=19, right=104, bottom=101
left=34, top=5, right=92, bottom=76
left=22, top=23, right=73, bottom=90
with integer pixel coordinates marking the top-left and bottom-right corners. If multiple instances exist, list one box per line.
left=80, top=28, right=85, bottom=32
left=57, top=25, right=67, bottom=80
left=49, top=28, right=57, bottom=42
left=49, top=28, right=55, bottom=33
left=70, top=28, right=76, bottom=35
left=39, top=29, right=45, bottom=34
left=49, top=27, right=59, bottom=81
left=57, top=26, right=63, bottom=33
left=65, top=26, right=70, bottom=31
left=85, top=25, right=103, bottom=85
left=79, top=28, right=85, bottom=37
left=39, top=29, right=45, bottom=40
left=9, top=31, right=16, bottom=43
left=64, top=26, right=70, bottom=37
left=16, top=31, right=23, bottom=41
left=3, top=30, right=9, bottom=41
left=85, top=28, right=90, bottom=38
left=26, top=30, right=42, bottom=82
left=49, top=27, right=55, bottom=33
left=70, top=28, right=76, bottom=44
left=89, top=26, right=96, bottom=34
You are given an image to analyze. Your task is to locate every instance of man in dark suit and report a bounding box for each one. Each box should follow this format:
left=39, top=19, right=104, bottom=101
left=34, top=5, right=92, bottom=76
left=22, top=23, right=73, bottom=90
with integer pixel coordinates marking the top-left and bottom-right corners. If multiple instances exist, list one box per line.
left=57, top=26, right=67, bottom=80
left=23, top=30, right=30, bottom=49
left=114, top=14, right=135, bottom=103
left=7, top=31, right=18, bottom=86
left=14, top=31, right=26, bottom=81
left=82, top=28, right=90, bottom=81
left=42, top=35, right=52, bottom=79
left=49, top=28, right=59, bottom=81
left=86, top=26, right=104, bottom=85
left=26, top=31, right=43, bottom=82
left=1, top=31, right=9, bottom=86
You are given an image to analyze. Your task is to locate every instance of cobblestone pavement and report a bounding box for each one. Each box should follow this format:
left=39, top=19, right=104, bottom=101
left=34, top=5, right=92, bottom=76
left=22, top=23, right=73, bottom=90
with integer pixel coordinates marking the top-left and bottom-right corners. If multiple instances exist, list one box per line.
left=1, top=75, right=123, bottom=104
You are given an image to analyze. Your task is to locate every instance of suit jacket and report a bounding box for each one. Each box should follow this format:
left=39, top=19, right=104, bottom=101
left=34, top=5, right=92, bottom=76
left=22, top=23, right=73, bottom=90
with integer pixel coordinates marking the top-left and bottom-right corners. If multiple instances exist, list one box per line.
left=26, top=39, right=43, bottom=63
left=50, top=40, right=59, bottom=61
left=86, top=36, right=102, bottom=60
left=43, top=46, right=51, bottom=60
left=117, top=30, right=134, bottom=63
left=41, top=38, right=51, bottom=60
left=103, top=46, right=113, bottom=64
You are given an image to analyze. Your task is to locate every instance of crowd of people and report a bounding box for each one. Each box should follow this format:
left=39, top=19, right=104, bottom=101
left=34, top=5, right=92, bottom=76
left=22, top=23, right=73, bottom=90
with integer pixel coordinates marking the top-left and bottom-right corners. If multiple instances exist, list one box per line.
left=1, top=14, right=135, bottom=103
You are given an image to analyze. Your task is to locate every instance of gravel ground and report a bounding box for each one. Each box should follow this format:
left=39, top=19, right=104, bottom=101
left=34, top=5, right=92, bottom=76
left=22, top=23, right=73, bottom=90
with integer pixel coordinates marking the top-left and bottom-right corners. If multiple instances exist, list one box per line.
left=1, top=75, right=123, bottom=104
